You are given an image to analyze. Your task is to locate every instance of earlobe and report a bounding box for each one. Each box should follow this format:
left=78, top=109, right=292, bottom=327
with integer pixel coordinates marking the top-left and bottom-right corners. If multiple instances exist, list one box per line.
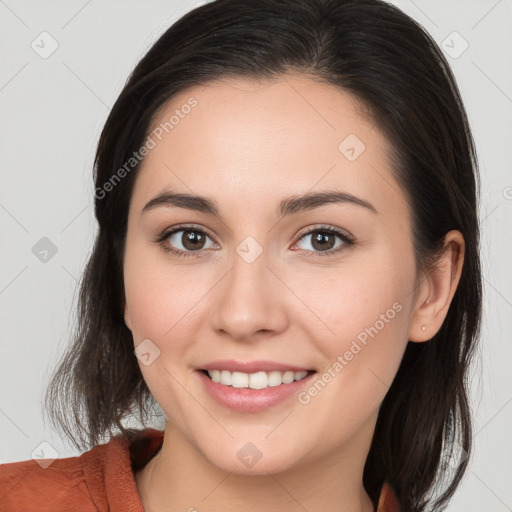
left=408, top=230, right=465, bottom=343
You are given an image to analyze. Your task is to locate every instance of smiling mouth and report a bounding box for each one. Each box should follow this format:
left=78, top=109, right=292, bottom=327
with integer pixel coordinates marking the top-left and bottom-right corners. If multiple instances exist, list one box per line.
left=200, top=369, right=316, bottom=389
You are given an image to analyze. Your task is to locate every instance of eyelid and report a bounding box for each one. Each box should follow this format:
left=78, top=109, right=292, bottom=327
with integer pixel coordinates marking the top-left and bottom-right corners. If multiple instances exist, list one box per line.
left=156, top=223, right=218, bottom=243
left=293, top=224, right=354, bottom=244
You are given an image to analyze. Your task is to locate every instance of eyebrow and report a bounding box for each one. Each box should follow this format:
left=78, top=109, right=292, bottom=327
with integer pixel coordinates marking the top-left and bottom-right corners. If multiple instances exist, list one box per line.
left=142, top=189, right=378, bottom=218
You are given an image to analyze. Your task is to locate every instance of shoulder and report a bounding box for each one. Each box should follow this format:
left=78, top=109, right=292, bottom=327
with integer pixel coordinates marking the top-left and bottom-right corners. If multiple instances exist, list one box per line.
left=0, top=454, right=97, bottom=511
left=0, top=428, right=164, bottom=512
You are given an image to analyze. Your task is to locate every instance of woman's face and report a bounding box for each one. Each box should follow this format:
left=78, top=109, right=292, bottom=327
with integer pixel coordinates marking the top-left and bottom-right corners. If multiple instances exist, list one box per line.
left=123, top=74, right=422, bottom=475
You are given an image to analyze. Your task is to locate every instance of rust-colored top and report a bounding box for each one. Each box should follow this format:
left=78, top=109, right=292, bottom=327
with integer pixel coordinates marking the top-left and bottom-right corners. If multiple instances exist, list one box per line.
left=0, top=428, right=399, bottom=511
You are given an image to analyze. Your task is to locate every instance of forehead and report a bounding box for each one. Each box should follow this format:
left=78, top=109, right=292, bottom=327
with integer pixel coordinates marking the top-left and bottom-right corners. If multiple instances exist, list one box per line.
left=131, top=74, right=408, bottom=220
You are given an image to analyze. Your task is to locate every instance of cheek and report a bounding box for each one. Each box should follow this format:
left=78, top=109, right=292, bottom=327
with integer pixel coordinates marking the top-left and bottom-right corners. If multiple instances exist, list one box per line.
left=123, top=242, right=216, bottom=352
left=290, top=257, right=410, bottom=345
left=123, top=238, right=177, bottom=340
left=289, top=253, right=413, bottom=403
left=122, top=246, right=207, bottom=421
left=292, top=271, right=410, bottom=453
left=124, top=265, right=173, bottom=342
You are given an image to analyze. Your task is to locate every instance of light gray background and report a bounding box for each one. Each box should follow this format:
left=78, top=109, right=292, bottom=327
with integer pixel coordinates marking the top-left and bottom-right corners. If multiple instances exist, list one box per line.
left=1, top=1, right=511, bottom=510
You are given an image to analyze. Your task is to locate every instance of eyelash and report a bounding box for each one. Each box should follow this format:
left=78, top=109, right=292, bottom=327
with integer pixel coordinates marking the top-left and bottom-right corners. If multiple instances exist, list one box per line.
left=155, top=223, right=355, bottom=259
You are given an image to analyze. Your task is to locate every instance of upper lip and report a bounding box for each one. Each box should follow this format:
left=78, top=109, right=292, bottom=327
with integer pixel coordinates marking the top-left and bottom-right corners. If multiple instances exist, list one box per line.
left=199, top=359, right=314, bottom=373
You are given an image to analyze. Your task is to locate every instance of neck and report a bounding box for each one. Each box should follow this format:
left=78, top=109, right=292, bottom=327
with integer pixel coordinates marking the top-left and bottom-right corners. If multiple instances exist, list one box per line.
left=136, top=421, right=376, bottom=512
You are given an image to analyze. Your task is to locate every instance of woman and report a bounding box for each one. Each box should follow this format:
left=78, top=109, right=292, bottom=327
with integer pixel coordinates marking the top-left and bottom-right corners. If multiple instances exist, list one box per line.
left=0, top=0, right=481, bottom=510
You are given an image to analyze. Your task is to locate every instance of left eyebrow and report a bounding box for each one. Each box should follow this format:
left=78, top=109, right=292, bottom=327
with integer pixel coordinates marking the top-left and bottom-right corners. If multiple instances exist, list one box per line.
left=277, top=190, right=378, bottom=217
left=141, top=189, right=378, bottom=217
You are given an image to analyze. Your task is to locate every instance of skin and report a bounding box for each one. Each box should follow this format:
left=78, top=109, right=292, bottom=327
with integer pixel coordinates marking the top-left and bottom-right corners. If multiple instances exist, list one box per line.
left=123, top=73, right=464, bottom=512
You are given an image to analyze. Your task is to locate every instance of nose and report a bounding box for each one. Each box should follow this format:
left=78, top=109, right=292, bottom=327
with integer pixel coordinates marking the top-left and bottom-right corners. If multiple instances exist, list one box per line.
left=211, top=245, right=289, bottom=341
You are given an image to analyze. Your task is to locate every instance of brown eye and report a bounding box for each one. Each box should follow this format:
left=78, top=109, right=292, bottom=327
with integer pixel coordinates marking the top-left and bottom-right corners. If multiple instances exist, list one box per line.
left=310, top=230, right=337, bottom=251
left=161, top=226, right=219, bottom=256
left=294, top=226, right=354, bottom=256
left=180, top=230, right=206, bottom=251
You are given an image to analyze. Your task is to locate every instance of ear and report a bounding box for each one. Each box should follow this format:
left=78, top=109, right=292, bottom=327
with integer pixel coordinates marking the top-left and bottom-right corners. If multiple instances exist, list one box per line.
left=124, top=302, right=132, bottom=331
left=408, top=230, right=465, bottom=342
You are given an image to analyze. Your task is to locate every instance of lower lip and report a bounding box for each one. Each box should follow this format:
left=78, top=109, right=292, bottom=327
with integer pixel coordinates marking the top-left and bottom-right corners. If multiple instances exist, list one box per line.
left=197, top=370, right=316, bottom=412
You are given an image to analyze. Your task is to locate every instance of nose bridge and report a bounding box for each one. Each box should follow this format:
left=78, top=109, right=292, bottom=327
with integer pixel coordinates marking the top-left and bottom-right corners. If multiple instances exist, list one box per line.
left=211, top=238, right=288, bottom=339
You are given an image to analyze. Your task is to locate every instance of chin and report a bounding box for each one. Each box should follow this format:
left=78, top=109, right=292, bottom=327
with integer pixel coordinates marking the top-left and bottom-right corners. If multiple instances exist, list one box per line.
left=199, top=439, right=305, bottom=477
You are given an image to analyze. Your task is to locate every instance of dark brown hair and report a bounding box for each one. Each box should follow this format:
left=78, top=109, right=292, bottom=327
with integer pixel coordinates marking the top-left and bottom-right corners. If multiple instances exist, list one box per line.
left=43, top=1, right=482, bottom=510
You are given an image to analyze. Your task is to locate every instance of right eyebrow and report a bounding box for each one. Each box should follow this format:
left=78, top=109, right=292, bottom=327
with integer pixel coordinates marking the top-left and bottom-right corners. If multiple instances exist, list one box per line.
left=142, top=191, right=219, bottom=216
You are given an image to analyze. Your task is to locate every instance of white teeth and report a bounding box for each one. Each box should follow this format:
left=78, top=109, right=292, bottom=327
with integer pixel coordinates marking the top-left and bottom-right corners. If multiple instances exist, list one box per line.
left=268, top=371, right=283, bottom=387
left=206, top=369, right=310, bottom=389
left=249, top=371, right=268, bottom=389
left=282, top=371, right=295, bottom=384
left=295, top=371, right=307, bottom=381
left=231, top=371, right=249, bottom=388
left=220, top=370, right=232, bottom=385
